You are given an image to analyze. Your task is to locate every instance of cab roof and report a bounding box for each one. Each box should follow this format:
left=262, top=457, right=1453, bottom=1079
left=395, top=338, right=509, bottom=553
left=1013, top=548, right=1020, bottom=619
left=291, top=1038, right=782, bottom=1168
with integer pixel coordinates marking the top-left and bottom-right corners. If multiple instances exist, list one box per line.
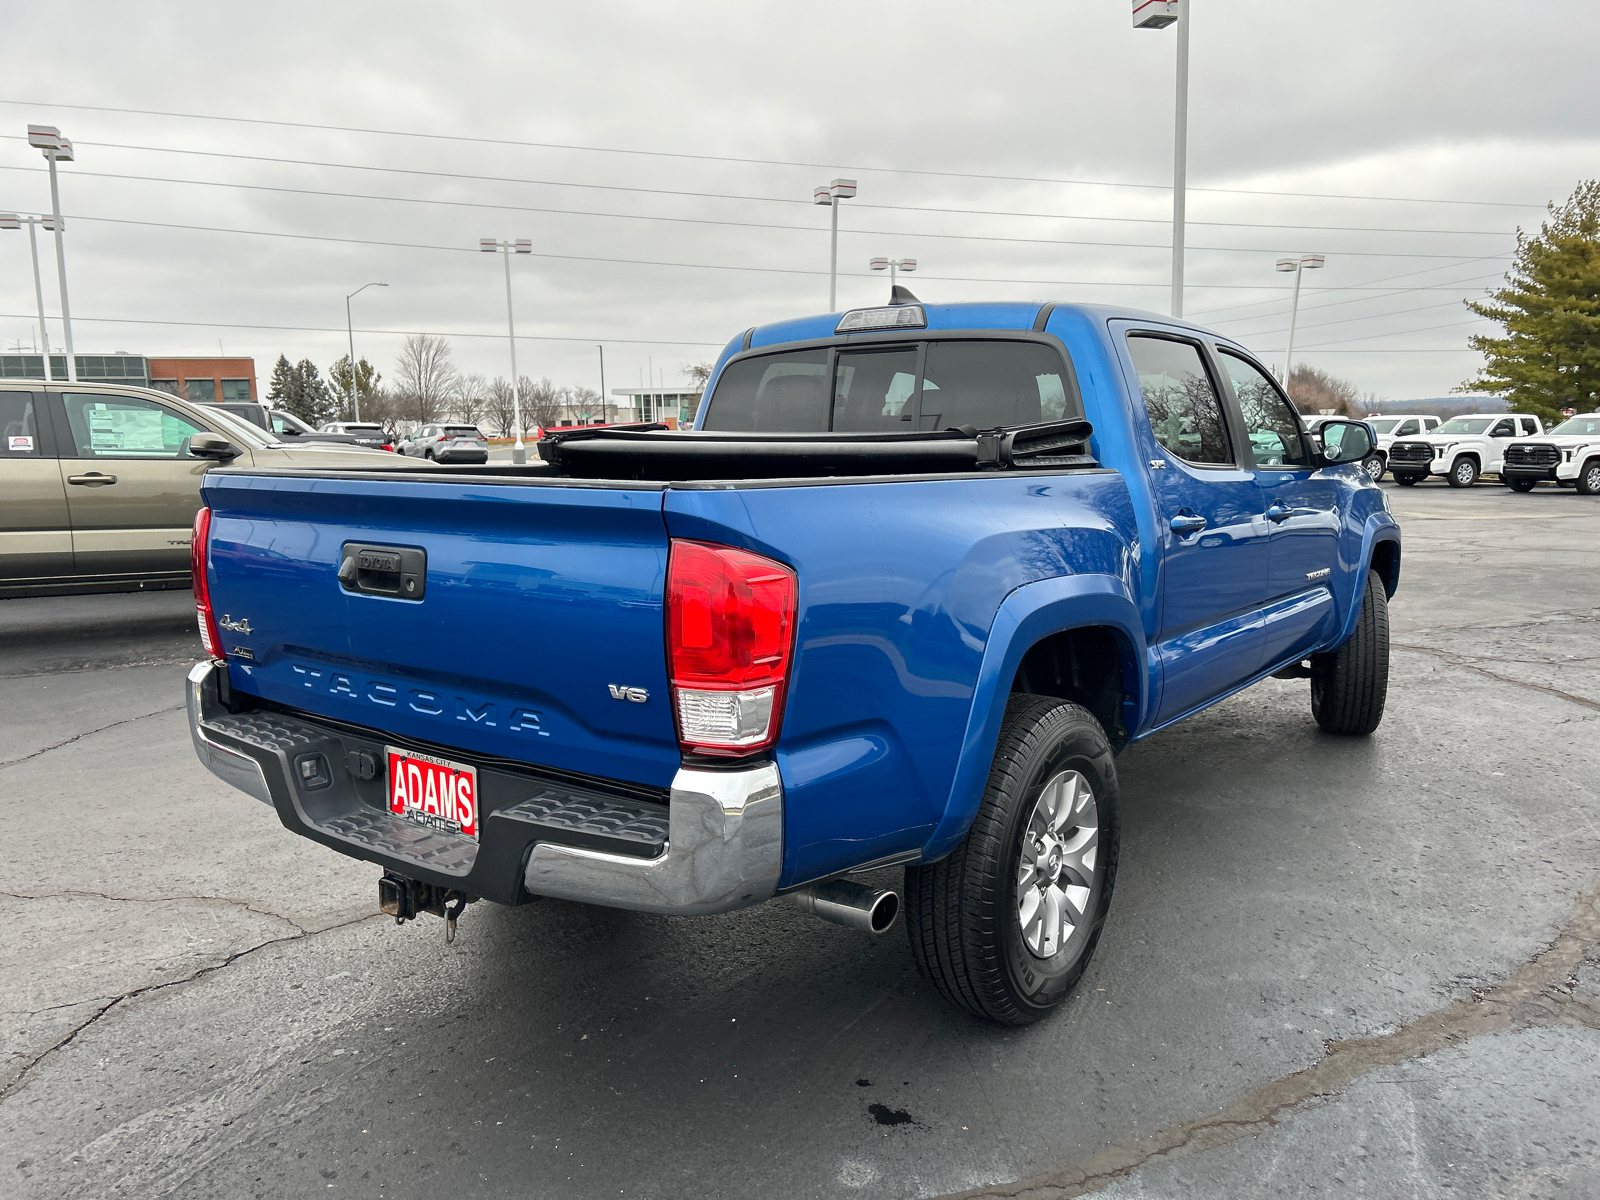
left=744, top=299, right=1219, bottom=351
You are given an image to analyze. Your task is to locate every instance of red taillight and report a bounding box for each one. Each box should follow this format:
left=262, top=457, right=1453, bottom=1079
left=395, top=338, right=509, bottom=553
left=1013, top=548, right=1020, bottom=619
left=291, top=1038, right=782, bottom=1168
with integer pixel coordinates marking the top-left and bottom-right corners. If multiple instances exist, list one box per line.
left=191, top=506, right=223, bottom=660
left=382, top=444, right=394, bottom=452
left=667, top=539, right=796, bottom=756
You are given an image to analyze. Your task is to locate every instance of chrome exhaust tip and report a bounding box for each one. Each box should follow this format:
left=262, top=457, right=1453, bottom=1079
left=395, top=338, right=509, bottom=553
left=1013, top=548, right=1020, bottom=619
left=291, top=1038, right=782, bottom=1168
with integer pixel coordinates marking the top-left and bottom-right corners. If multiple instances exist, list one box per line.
left=783, top=878, right=900, bottom=935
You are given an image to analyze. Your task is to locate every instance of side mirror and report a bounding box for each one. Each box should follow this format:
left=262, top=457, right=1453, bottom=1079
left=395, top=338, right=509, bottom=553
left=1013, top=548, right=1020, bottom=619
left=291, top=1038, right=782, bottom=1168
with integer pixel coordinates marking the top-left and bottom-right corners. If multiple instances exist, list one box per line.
left=1317, top=419, right=1374, bottom=466
left=188, top=430, right=241, bottom=460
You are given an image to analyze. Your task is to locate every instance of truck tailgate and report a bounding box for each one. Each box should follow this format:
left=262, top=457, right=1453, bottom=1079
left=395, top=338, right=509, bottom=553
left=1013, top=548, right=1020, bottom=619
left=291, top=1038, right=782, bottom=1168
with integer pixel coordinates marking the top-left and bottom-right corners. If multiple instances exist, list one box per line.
left=201, top=472, right=679, bottom=788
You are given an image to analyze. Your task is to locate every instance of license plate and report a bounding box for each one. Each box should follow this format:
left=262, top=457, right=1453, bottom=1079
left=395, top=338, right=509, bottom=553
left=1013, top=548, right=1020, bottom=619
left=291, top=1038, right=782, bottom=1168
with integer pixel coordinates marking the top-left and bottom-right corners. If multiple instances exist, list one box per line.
left=386, top=746, right=479, bottom=839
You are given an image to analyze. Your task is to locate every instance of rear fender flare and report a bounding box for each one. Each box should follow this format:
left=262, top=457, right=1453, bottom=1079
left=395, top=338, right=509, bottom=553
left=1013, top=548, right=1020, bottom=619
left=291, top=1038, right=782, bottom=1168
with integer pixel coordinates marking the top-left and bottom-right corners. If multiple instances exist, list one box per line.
left=920, top=573, right=1147, bottom=863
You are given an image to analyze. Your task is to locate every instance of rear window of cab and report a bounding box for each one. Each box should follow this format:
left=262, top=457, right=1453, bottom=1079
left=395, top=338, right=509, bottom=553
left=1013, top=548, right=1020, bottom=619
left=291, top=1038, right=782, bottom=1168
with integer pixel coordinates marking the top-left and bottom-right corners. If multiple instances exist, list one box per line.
left=702, top=339, right=1080, bottom=433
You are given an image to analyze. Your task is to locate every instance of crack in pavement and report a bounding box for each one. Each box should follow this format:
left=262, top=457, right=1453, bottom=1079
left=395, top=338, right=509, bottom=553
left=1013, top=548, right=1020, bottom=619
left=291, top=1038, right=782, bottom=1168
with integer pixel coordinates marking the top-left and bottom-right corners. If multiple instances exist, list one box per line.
left=0, top=889, right=310, bottom=934
left=945, top=882, right=1600, bottom=1200
left=0, top=704, right=185, bottom=771
left=0, top=910, right=383, bottom=1105
left=1393, top=643, right=1600, bottom=714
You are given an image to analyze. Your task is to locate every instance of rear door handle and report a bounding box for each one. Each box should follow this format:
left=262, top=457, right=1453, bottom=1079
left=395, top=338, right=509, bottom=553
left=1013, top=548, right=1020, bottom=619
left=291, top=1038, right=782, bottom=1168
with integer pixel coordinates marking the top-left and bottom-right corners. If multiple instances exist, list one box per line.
left=1169, top=514, right=1208, bottom=536
left=1266, top=502, right=1292, bottom=524
left=67, top=472, right=118, bottom=486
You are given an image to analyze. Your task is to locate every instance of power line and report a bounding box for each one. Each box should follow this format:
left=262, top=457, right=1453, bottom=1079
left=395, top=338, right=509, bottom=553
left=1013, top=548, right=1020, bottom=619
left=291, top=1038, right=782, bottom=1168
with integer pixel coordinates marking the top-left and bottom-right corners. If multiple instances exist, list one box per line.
left=0, top=157, right=1511, bottom=260
left=0, top=142, right=1522, bottom=237
left=0, top=310, right=724, bottom=346
left=0, top=98, right=1547, bottom=210
left=44, top=213, right=1505, bottom=293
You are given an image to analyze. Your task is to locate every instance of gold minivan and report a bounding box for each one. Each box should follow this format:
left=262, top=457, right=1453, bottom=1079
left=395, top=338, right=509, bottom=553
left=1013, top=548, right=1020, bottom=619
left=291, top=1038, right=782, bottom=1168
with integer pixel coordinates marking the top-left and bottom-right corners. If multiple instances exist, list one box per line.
left=1, top=381, right=415, bottom=597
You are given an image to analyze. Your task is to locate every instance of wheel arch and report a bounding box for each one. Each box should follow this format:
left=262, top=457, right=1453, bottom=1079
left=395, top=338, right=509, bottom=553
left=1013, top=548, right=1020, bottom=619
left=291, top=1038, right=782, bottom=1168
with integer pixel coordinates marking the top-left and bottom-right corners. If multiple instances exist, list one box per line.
left=920, top=574, right=1147, bottom=864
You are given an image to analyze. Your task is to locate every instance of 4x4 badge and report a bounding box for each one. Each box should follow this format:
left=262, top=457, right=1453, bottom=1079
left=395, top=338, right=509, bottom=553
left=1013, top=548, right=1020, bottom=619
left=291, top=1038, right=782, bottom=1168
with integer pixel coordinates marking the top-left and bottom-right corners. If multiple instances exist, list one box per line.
left=218, top=614, right=253, bottom=634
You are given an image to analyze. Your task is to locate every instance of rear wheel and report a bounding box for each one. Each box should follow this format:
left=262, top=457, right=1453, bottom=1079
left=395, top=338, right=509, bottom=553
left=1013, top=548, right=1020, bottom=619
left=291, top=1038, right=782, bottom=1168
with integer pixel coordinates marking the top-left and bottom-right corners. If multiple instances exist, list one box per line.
left=1447, top=456, right=1479, bottom=487
left=1507, top=476, right=1537, bottom=493
left=906, top=695, right=1119, bottom=1025
left=1578, top=459, right=1600, bottom=496
left=1310, top=569, right=1390, bottom=736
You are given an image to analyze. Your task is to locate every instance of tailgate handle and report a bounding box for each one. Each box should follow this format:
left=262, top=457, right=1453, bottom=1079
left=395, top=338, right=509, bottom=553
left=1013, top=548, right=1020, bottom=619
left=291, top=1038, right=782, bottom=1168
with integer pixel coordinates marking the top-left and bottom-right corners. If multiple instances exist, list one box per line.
left=339, top=543, right=426, bottom=600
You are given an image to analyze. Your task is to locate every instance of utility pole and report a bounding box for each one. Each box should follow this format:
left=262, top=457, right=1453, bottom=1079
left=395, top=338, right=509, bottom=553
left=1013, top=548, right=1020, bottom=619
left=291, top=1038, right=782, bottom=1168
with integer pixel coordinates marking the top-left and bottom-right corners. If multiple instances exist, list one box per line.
left=597, top=345, right=607, bottom=423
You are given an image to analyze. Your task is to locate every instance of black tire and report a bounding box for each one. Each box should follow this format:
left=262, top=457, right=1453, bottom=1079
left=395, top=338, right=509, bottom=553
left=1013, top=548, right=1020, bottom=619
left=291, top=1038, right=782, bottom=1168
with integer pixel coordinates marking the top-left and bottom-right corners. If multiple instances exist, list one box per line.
left=905, top=695, right=1119, bottom=1025
left=1394, top=473, right=1420, bottom=487
left=1578, top=459, right=1600, bottom=496
left=424, top=449, right=435, bottom=461
left=1447, top=456, right=1479, bottom=488
left=1362, top=453, right=1386, bottom=483
left=1310, top=569, right=1390, bottom=736
left=1507, top=476, right=1537, bottom=493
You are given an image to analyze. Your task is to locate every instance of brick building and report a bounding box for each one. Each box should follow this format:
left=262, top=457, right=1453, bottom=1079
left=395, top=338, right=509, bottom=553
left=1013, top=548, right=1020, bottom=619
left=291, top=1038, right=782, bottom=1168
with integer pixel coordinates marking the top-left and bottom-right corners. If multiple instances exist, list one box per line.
left=146, top=357, right=257, bottom=403
left=0, top=353, right=256, bottom=403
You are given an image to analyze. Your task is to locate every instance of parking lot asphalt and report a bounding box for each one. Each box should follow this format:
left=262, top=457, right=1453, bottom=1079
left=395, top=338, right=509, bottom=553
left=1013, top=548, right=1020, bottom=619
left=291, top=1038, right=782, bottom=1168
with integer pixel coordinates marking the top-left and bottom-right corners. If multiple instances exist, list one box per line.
left=2, top=478, right=1597, bottom=1199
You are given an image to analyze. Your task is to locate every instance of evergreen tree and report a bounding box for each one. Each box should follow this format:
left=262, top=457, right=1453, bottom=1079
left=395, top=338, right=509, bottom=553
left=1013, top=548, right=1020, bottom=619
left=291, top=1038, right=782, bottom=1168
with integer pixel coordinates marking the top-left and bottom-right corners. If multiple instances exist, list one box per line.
left=292, top=359, right=336, bottom=426
left=265, top=354, right=298, bottom=411
left=328, top=355, right=382, bottom=420
left=1461, top=180, right=1600, bottom=423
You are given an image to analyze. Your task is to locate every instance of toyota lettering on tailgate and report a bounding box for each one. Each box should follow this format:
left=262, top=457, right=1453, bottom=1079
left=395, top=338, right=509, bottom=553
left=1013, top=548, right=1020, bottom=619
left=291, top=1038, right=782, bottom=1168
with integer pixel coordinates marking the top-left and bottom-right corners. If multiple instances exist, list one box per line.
left=386, top=745, right=478, bottom=839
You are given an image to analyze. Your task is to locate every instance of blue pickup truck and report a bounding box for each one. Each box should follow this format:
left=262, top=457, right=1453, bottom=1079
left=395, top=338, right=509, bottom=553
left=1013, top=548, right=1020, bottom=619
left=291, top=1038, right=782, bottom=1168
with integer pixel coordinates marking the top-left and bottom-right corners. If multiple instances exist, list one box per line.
left=186, top=298, right=1398, bottom=1024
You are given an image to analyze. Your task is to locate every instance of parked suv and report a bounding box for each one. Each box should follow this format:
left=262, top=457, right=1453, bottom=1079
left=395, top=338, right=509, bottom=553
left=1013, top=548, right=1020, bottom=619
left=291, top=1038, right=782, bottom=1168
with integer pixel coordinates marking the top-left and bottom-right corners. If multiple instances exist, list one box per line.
left=318, top=421, right=393, bottom=451
left=1387, top=412, right=1543, bottom=487
left=399, top=424, right=489, bottom=463
left=1501, top=413, right=1600, bottom=494
left=0, top=382, right=412, bottom=597
left=1359, top=414, right=1442, bottom=482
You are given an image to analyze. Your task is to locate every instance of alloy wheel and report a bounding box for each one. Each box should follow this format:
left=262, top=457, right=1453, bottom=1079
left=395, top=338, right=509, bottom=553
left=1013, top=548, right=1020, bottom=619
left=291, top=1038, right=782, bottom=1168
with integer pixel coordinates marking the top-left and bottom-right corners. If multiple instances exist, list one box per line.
left=1016, top=770, right=1099, bottom=959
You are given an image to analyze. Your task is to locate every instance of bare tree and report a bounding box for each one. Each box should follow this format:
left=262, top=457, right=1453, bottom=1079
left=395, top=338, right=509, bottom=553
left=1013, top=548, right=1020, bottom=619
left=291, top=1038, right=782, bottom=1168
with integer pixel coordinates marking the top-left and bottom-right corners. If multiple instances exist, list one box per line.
left=567, top=386, right=603, bottom=423
left=1286, top=364, right=1361, bottom=416
left=521, top=375, right=564, bottom=433
left=684, top=361, right=715, bottom=390
left=483, top=376, right=517, bottom=437
left=454, top=373, right=488, bottom=427
left=359, top=387, right=404, bottom=442
left=393, top=334, right=459, bottom=426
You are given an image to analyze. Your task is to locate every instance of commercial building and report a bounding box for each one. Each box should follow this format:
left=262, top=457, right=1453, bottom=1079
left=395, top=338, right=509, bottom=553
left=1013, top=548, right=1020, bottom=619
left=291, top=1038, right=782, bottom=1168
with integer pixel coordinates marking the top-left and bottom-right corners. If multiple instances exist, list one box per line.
left=608, top=388, right=702, bottom=427
left=0, top=353, right=256, bottom=402
left=146, top=357, right=257, bottom=403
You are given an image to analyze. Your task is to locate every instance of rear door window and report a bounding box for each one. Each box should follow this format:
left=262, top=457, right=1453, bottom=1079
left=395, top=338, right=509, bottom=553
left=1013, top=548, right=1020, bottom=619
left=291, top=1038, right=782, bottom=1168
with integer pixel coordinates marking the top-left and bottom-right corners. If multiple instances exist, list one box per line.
left=702, top=349, right=830, bottom=431
left=1, top=391, right=45, bottom=457
left=1125, top=336, right=1232, bottom=465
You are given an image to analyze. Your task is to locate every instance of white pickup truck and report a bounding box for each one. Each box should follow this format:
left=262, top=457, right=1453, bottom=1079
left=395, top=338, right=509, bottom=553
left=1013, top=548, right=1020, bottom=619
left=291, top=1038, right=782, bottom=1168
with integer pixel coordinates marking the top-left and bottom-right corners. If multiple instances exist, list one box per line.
left=1386, top=412, right=1545, bottom=487
left=1359, top=414, right=1441, bottom=482
left=1500, top=412, right=1600, bottom=494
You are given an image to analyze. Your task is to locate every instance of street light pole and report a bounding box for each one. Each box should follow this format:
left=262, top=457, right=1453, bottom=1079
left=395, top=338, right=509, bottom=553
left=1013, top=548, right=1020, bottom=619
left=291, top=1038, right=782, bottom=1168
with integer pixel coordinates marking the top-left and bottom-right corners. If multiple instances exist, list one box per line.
left=28, top=126, right=76, bottom=379
left=482, top=237, right=533, bottom=462
left=1, top=213, right=55, bottom=369
left=344, top=282, right=388, bottom=421
left=1276, top=254, right=1325, bottom=382
left=1133, top=2, right=1189, bottom=318
left=813, top=179, right=857, bottom=311
left=597, top=345, right=607, bottom=423
left=869, top=256, right=918, bottom=298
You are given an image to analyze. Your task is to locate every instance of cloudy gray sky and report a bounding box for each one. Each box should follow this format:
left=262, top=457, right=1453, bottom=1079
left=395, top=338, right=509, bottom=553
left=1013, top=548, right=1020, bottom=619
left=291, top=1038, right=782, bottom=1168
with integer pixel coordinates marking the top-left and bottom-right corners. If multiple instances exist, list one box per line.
left=2, top=0, right=1596, bottom=405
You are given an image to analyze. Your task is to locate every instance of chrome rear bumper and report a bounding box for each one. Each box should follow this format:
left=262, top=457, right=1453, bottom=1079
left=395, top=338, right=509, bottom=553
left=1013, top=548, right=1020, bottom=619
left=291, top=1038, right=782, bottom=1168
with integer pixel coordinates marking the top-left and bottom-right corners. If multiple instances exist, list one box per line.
left=185, top=659, right=783, bottom=915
